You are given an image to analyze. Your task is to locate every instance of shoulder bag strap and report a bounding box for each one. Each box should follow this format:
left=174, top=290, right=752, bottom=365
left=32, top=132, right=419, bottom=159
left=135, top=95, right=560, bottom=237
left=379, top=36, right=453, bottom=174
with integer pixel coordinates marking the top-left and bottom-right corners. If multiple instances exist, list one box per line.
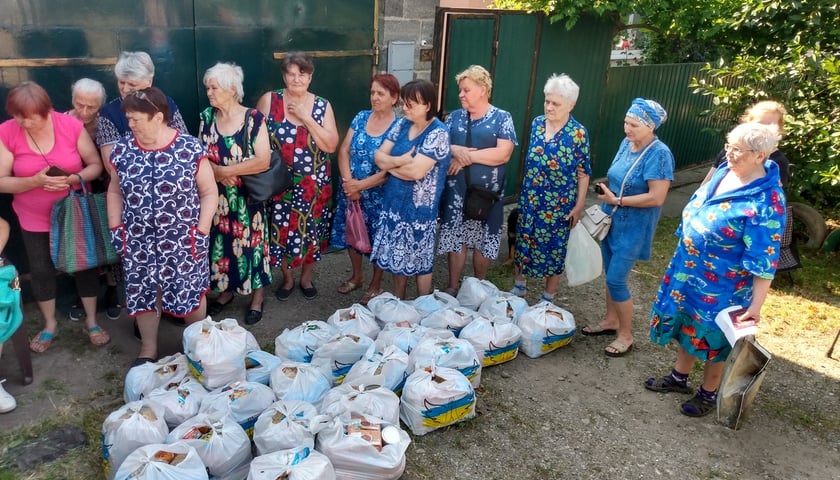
left=608, top=138, right=659, bottom=216
left=464, top=113, right=473, bottom=186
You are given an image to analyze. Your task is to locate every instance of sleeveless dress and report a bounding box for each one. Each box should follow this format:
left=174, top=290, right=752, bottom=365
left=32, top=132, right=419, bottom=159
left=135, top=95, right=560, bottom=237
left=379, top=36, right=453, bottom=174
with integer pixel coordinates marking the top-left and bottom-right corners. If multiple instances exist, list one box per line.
left=265, top=90, right=333, bottom=268
left=109, top=133, right=210, bottom=316
left=330, top=110, right=398, bottom=251
left=198, top=107, right=272, bottom=295
left=370, top=118, right=451, bottom=276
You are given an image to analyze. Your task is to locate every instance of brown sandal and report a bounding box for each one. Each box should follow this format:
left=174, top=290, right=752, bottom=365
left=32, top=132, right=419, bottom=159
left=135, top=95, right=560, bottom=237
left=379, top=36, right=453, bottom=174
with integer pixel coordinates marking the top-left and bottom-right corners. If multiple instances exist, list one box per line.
left=85, top=326, right=111, bottom=347
left=30, top=330, right=56, bottom=353
left=604, top=339, right=633, bottom=357
left=360, top=289, right=385, bottom=305
left=337, top=280, right=362, bottom=294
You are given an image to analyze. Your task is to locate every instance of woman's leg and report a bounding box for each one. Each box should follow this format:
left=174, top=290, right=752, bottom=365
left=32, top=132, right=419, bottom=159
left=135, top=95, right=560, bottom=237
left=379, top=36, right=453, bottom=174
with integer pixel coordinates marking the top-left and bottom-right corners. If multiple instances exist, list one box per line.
left=135, top=310, right=160, bottom=360
left=472, top=249, right=492, bottom=280
left=73, top=267, right=102, bottom=331
left=367, top=265, right=384, bottom=294
left=300, top=262, right=315, bottom=289
left=347, top=249, right=364, bottom=285
left=544, top=274, right=562, bottom=297
left=447, top=246, right=468, bottom=291
left=249, top=287, right=265, bottom=311
left=416, top=273, right=433, bottom=297
left=21, top=231, right=59, bottom=335
left=185, top=295, right=207, bottom=324
left=392, top=274, right=408, bottom=299
left=280, top=258, right=294, bottom=289
left=603, top=252, right=637, bottom=352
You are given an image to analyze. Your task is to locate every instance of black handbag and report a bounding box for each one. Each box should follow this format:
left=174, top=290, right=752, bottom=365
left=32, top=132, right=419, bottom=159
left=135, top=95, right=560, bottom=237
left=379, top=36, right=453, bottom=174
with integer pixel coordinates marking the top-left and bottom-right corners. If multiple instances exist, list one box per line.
left=240, top=109, right=294, bottom=202
left=462, top=115, right=500, bottom=221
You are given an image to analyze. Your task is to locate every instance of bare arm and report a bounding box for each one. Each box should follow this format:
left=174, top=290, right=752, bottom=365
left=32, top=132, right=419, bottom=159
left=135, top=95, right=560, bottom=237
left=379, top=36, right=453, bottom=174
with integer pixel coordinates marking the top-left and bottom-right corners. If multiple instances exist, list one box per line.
left=195, top=158, right=220, bottom=233
left=389, top=153, right=437, bottom=181
left=0, top=217, right=9, bottom=255
left=448, top=139, right=514, bottom=175
left=212, top=122, right=271, bottom=186
left=74, top=129, right=104, bottom=184
left=739, top=277, right=773, bottom=325
left=569, top=173, right=591, bottom=227
left=597, top=179, right=671, bottom=208
left=106, top=162, right=123, bottom=228
left=0, top=138, right=56, bottom=194
left=374, top=140, right=413, bottom=171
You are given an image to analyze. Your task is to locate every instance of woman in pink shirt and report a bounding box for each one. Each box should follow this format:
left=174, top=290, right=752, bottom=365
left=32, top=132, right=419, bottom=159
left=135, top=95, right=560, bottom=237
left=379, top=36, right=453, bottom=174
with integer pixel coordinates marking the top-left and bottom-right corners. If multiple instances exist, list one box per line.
left=0, top=81, right=110, bottom=353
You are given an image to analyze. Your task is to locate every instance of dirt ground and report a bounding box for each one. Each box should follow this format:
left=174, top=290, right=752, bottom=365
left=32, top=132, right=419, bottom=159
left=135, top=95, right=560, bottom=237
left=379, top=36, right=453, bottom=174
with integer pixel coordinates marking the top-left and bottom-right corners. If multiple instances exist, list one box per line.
left=1, top=164, right=839, bottom=479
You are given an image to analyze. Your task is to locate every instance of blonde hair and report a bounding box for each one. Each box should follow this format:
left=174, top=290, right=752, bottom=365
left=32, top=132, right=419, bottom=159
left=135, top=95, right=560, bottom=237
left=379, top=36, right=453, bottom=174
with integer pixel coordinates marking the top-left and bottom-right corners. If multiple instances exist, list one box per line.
left=741, top=100, right=786, bottom=136
left=455, top=65, right=492, bottom=97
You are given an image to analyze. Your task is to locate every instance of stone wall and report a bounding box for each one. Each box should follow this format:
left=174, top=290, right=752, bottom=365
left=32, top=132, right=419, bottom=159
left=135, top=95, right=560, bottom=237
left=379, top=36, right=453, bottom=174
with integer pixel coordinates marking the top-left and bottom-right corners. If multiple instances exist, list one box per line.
left=379, top=0, right=439, bottom=80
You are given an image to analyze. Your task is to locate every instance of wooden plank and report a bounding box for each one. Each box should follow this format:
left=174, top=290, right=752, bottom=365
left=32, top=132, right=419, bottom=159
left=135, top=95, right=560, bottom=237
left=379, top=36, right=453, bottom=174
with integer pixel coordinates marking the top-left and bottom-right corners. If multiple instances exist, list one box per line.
left=0, top=57, right=117, bottom=67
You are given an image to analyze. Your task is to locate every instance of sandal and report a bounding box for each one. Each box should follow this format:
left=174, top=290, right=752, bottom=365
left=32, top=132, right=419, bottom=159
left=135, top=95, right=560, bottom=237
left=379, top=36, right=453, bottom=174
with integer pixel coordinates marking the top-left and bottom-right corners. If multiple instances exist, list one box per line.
left=360, top=289, right=385, bottom=305
left=30, top=330, right=56, bottom=353
left=581, top=324, right=618, bottom=336
left=644, top=375, right=693, bottom=394
left=681, top=393, right=716, bottom=417
left=337, top=280, right=362, bottom=295
left=85, top=325, right=111, bottom=347
left=604, top=339, right=633, bottom=357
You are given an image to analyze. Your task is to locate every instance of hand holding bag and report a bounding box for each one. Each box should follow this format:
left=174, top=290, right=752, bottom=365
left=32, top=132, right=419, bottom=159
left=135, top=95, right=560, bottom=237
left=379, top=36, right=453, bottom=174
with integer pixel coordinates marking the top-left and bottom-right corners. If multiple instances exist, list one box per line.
left=50, top=181, right=119, bottom=273
left=564, top=223, right=603, bottom=286
left=239, top=109, right=294, bottom=202
left=345, top=200, right=372, bottom=253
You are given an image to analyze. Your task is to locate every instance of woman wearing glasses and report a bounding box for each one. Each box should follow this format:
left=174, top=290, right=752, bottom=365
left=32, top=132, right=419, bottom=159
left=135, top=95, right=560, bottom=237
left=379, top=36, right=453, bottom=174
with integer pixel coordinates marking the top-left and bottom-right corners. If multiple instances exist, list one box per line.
left=257, top=51, right=339, bottom=301
left=106, top=87, right=218, bottom=368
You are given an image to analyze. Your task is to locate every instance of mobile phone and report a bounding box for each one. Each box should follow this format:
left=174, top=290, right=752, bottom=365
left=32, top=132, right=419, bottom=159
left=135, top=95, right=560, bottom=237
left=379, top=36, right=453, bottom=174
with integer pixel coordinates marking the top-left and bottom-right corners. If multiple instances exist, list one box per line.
left=46, top=166, right=70, bottom=177
left=593, top=184, right=605, bottom=194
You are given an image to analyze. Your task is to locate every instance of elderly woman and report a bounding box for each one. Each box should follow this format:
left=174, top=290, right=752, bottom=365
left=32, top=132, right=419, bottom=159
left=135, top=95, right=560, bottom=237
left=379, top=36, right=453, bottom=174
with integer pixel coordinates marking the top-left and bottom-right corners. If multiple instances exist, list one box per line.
left=97, top=51, right=189, bottom=161
left=329, top=73, right=401, bottom=304
left=198, top=62, right=272, bottom=325
left=645, top=122, right=785, bottom=417
left=257, top=51, right=339, bottom=301
left=509, top=74, right=590, bottom=303
left=106, top=87, right=217, bottom=367
left=437, top=65, right=517, bottom=295
left=581, top=98, right=674, bottom=357
left=0, top=81, right=109, bottom=352
left=371, top=79, right=451, bottom=299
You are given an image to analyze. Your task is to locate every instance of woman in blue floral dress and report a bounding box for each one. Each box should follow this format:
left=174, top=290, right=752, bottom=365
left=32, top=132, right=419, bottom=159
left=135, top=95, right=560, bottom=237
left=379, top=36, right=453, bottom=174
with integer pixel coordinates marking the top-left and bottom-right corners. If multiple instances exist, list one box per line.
left=438, top=66, right=517, bottom=295
left=644, top=122, right=785, bottom=417
left=510, top=74, right=591, bottom=303
left=330, top=74, right=401, bottom=304
left=370, top=80, right=450, bottom=299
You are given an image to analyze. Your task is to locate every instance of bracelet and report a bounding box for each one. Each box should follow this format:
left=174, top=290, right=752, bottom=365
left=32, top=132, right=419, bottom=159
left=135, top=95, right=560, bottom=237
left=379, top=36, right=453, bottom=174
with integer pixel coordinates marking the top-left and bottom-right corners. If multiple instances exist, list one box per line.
left=617, top=196, right=623, bottom=207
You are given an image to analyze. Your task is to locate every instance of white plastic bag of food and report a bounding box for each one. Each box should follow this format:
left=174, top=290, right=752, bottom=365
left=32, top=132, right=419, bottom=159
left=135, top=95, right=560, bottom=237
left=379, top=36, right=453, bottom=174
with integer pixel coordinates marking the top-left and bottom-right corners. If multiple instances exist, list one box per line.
left=274, top=320, right=338, bottom=363
left=420, top=306, right=476, bottom=336
left=102, top=401, right=169, bottom=479
left=199, top=380, right=276, bottom=438
left=408, top=337, right=482, bottom=388
left=477, top=293, right=528, bottom=323
left=253, top=400, right=323, bottom=455
left=565, top=223, right=603, bottom=286
left=245, top=349, right=283, bottom=385
left=516, top=301, right=576, bottom=358
left=124, top=353, right=188, bottom=403
left=310, top=333, right=374, bottom=385
left=411, top=289, right=459, bottom=318
left=114, top=441, right=208, bottom=480
left=399, top=366, right=476, bottom=436
left=327, top=304, right=380, bottom=340
left=145, top=375, right=208, bottom=428
left=367, top=292, right=421, bottom=326
left=456, top=276, right=500, bottom=310
left=166, top=411, right=251, bottom=479
left=320, top=381, right=401, bottom=425
left=316, top=414, right=410, bottom=480
left=247, top=447, right=335, bottom=480
left=269, top=361, right=332, bottom=406
left=183, top=318, right=252, bottom=390
left=344, top=344, right=409, bottom=395
left=459, top=316, right=522, bottom=367
left=373, top=323, right=454, bottom=355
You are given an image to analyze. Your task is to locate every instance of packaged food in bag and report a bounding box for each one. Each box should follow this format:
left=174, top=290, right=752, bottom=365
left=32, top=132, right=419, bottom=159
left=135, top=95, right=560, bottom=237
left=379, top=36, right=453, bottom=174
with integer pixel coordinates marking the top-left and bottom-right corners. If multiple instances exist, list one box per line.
left=274, top=320, right=338, bottom=363
left=316, top=414, right=410, bottom=480
left=373, top=323, right=454, bottom=355
left=399, top=366, right=476, bottom=436
left=310, top=333, right=375, bottom=385
left=102, top=400, right=169, bottom=479
left=166, top=411, right=251, bottom=479
left=367, top=292, right=422, bottom=326
left=248, top=446, right=335, bottom=480
left=253, top=400, right=323, bottom=454
left=564, top=223, right=603, bottom=286
left=344, top=344, right=409, bottom=395
left=269, top=360, right=332, bottom=406
left=411, top=289, right=459, bottom=318
left=199, top=380, right=276, bottom=438
left=408, top=337, right=482, bottom=388
left=145, top=375, right=208, bottom=428
left=516, top=301, right=576, bottom=358
left=124, top=353, right=188, bottom=403
left=245, top=349, right=283, bottom=385
left=183, top=318, right=253, bottom=390
left=327, top=304, right=380, bottom=340
left=477, top=293, right=528, bottom=323
left=459, top=316, right=523, bottom=367
left=456, top=276, right=500, bottom=310
left=321, top=380, right=401, bottom=425
left=114, top=441, right=208, bottom=480
left=420, top=306, right=476, bottom=336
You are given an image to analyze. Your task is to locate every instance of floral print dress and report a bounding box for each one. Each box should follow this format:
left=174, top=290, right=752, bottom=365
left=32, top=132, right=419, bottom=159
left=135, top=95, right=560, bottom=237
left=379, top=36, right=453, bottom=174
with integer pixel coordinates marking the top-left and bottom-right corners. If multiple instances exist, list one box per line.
left=514, top=115, right=591, bottom=277
left=649, top=160, right=785, bottom=361
left=198, top=107, right=272, bottom=295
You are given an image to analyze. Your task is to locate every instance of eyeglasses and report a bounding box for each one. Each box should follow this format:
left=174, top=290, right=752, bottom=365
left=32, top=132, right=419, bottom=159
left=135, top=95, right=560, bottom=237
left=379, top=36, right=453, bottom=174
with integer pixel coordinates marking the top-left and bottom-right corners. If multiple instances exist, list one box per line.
left=129, top=90, right=160, bottom=112
left=724, top=143, right=754, bottom=155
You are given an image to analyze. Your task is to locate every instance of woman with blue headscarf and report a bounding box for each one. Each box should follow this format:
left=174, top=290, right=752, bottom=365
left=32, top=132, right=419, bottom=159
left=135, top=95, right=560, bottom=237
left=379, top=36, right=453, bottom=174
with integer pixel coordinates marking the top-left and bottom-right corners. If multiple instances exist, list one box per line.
left=580, top=98, right=674, bottom=357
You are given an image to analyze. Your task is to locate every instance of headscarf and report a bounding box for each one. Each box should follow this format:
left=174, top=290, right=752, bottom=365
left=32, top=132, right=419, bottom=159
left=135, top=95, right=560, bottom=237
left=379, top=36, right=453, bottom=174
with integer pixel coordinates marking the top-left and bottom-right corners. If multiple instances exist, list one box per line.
left=625, top=98, right=667, bottom=130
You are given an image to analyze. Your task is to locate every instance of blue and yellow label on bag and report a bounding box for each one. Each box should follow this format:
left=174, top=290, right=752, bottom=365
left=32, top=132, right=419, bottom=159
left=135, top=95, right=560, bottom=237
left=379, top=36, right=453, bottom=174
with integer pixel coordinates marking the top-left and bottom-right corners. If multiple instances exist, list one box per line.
left=421, top=391, right=476, bottom=428
left=483, top=340, right=520, bottom=366
left=542, top=328, right=575, bottom=352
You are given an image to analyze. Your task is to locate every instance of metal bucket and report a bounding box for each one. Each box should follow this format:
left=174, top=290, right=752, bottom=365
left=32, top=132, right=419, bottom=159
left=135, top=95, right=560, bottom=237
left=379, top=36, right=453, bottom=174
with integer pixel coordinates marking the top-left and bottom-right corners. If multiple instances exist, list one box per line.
left=717, top=336, right=772, bottom=430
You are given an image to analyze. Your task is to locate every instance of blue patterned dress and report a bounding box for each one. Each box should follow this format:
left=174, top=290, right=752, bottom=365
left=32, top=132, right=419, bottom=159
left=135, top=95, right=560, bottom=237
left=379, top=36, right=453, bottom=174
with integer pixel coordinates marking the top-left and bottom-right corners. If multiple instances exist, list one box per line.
left=370, top=118, right=450, bottom=276
left=514, top=115, right=591, bottom=277
left=330, top=110, right=398, bottom=251
left=109, top=133, right=210, bottom=316
left=438, top=106, right=517, bottom=258
left=650, top=160, right=785, bottom=362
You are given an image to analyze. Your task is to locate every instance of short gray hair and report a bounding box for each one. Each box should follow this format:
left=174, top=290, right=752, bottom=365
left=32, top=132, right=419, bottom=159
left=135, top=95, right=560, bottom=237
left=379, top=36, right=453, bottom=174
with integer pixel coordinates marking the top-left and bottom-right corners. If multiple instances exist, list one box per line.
left=114, top=51, right=155, bottom=82
left=71, top=78, right=106, bottom=106
left=543, top=74, right=579, bottom=103
left=203, top=62, right=245, bottom=103
left=727, top=122, right=779, bottom=155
